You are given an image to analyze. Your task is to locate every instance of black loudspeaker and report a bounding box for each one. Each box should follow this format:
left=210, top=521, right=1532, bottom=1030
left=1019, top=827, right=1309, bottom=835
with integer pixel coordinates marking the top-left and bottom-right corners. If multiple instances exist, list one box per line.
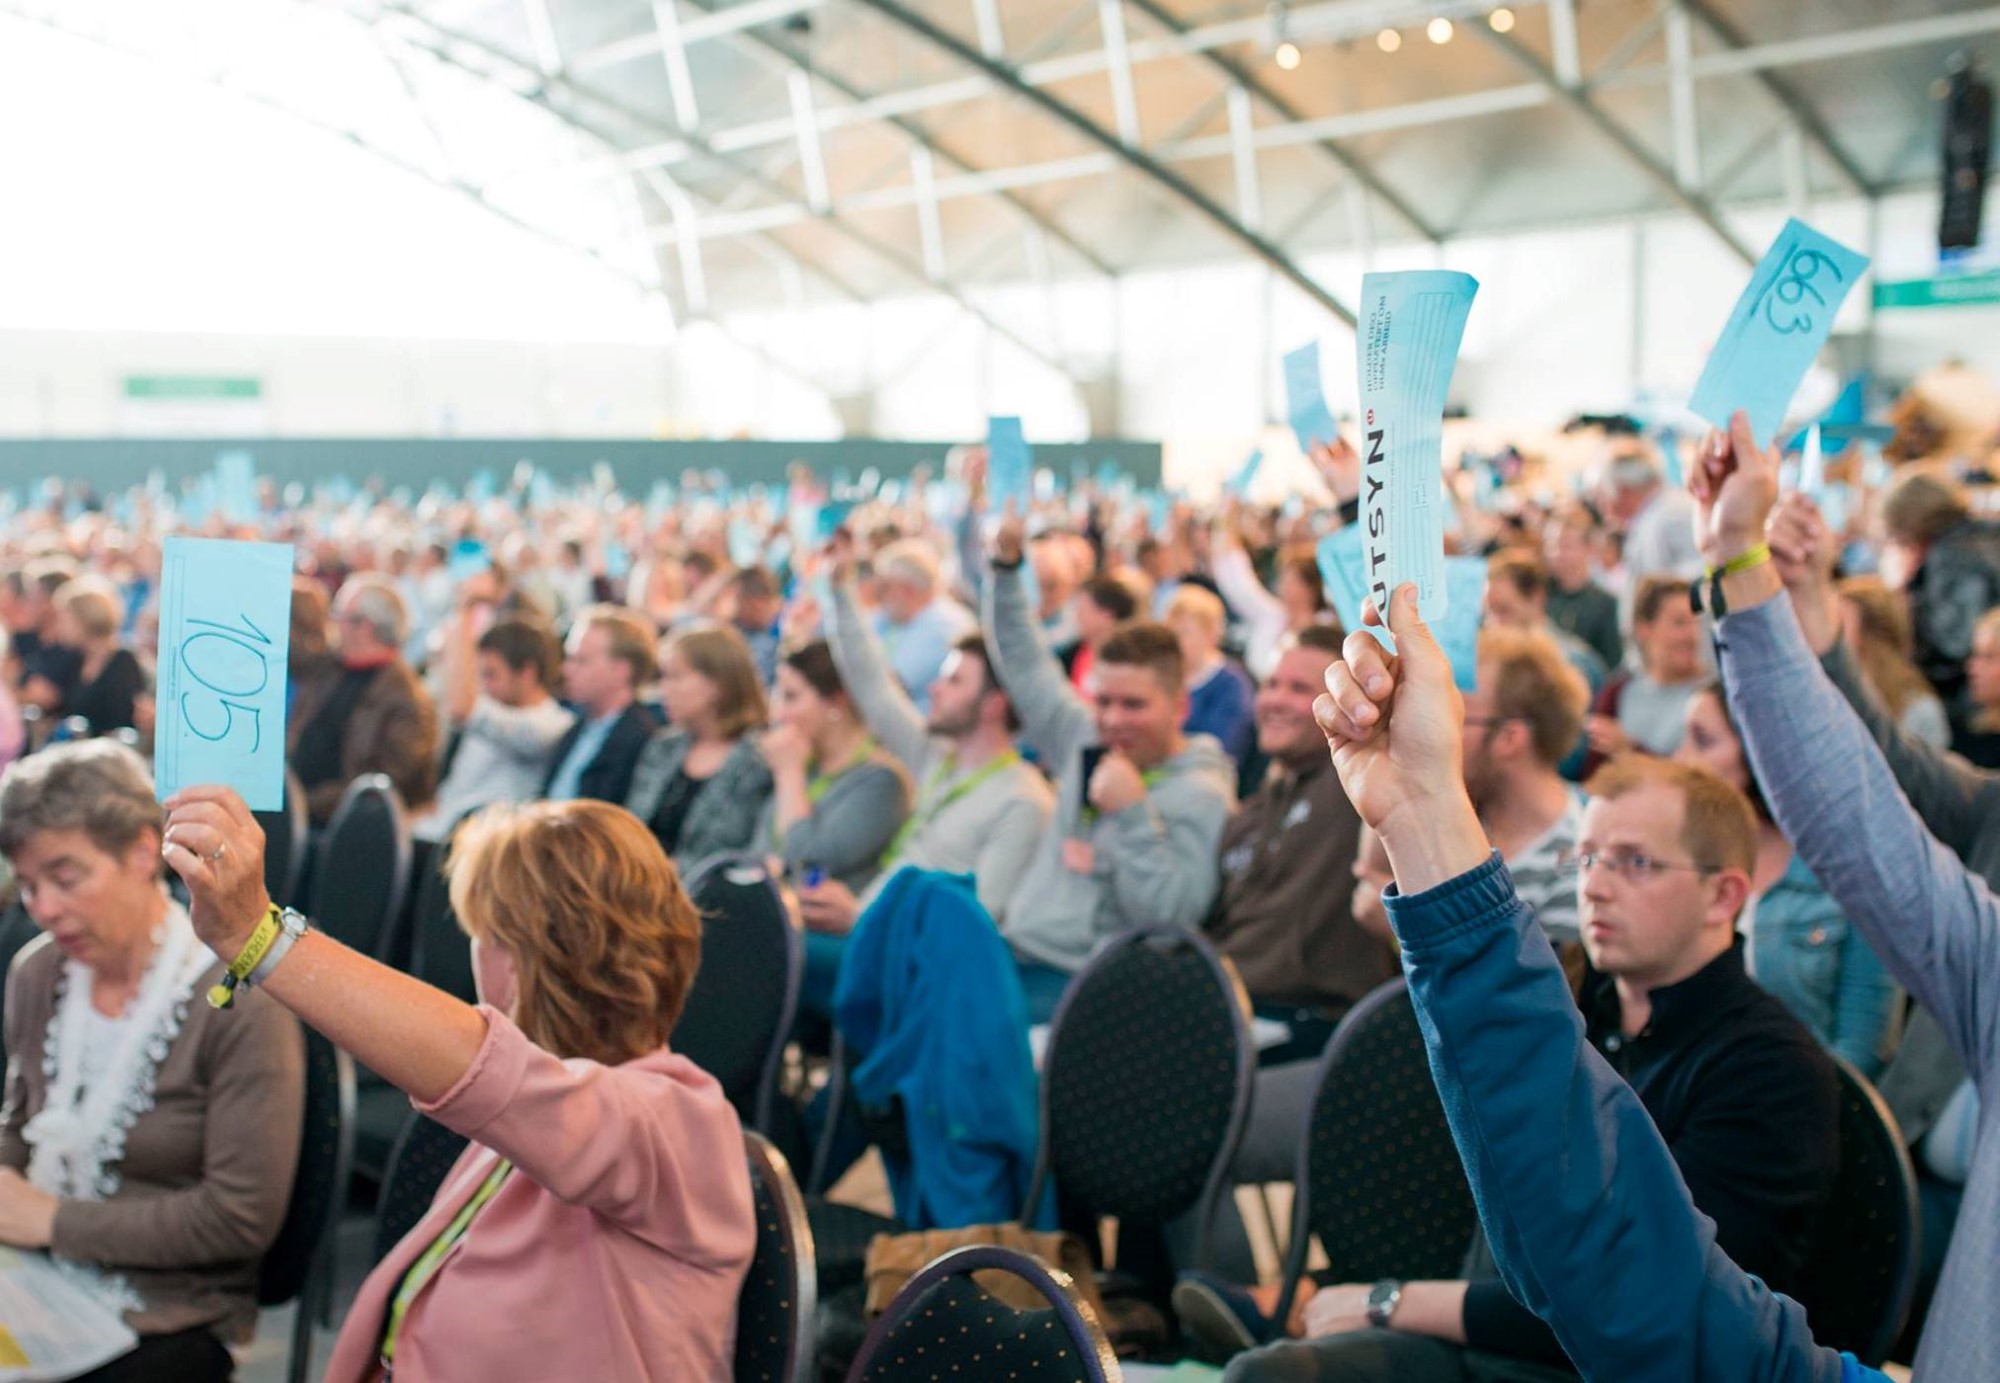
left=1939, top=55, right=1992, bottom=253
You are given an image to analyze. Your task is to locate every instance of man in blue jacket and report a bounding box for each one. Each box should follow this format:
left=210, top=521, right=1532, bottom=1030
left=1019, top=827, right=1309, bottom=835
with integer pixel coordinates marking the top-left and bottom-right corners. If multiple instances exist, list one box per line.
left=1295, top=578, right=1884, bottom=1383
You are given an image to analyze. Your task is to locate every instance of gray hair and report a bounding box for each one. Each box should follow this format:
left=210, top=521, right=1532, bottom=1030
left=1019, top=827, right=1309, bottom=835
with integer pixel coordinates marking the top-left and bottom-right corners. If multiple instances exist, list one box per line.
left=0, top=740, right=164, bottom=860
left=336, top=574, right=409, bottom=646
left=874, top=540, right=940, bottom=595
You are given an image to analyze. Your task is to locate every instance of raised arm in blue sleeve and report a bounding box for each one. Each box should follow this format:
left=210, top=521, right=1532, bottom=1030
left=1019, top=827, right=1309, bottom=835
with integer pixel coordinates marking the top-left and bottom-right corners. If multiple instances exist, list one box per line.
left=1384, top=854, right=1868, bottom=1383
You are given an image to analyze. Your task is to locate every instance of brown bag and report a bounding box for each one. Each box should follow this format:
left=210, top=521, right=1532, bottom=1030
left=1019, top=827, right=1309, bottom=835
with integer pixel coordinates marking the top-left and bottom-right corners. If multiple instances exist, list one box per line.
left=862, top=1225, right=1106, bottom=1320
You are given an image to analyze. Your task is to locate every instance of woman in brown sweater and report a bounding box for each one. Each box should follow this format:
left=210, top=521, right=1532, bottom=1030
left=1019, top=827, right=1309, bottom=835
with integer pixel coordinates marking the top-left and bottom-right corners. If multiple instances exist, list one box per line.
left=0, top=741, right=304, bottom=1382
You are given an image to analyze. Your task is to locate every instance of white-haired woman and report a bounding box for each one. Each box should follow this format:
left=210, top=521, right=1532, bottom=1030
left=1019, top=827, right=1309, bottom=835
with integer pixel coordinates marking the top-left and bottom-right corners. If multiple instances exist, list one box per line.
left=0, top=741, right=303, bottom=1382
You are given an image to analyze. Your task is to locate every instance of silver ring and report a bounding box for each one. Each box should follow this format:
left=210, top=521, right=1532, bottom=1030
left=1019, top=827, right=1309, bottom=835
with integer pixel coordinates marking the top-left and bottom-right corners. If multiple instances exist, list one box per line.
left=205, top=844, right=227, bottom=863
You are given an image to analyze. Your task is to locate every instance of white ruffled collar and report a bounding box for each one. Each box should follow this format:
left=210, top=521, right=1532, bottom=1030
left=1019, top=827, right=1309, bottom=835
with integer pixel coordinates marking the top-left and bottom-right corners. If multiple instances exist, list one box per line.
left=25, top=900, right=214, bottom=1202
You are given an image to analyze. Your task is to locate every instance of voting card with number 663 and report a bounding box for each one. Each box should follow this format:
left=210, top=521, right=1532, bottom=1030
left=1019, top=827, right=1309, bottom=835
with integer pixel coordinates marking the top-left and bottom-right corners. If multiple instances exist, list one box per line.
left=154, top=537, right=295, bottom=812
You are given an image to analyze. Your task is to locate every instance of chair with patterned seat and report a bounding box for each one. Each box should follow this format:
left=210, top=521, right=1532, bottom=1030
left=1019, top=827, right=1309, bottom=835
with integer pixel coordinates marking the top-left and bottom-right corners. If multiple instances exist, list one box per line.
left=675, top=853, right=801, bottom=1136
left=256, top=1030, right=355, bottom=1383
left=372, top=1109, right=472, bottom=1264
left=739, top=1131, right=816, bottom=1383
left=1794, top=1056, right=1921, bottom=1367
left=1271, top=977, right=1479, bottom=1329
left=1029, top=927, right=1256, bottom=1296
left=846, top=1245, right=1119, bottom=1383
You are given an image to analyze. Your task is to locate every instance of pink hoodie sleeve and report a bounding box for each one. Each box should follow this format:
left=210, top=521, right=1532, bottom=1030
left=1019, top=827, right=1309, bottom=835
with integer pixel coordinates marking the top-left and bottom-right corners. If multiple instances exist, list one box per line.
left=415, top=1007, right=751, bottom=1268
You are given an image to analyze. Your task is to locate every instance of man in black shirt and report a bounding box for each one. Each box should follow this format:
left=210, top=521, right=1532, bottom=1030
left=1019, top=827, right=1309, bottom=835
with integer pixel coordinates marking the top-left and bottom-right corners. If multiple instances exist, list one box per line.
left=1543, top=506, right=1623, bottom=674
left=1197, top=756, right=1840, bottom=1381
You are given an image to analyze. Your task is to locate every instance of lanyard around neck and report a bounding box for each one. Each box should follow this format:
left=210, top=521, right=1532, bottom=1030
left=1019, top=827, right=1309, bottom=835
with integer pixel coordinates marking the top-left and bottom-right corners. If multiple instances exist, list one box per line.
left=883, top=748, right=1022, bottom=866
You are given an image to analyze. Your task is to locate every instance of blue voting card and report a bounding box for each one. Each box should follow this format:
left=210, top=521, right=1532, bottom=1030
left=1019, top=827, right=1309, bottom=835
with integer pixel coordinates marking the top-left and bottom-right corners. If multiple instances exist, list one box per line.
left=1283, top=341, right=1339, bottom=453
left=1797, top=423, right=1826, bottom=495
left=816, top=499, right=855, bottom=542
left=603, top=539, right=631, bottom=582
left=1147, top=490, right=1173, bottom=534
left=447, top=538, right=490, bottom=584
left=154, top=538, right=294, bottom=811
left=1688, top=218, right=1868, bottom=447
left=1225, top=449, right=1264, bottom=499
left=213, top=452, right=257, bottom=521
left=1356, top=270, right=1480, bottom=622
left=1315, top=525, right=1378, bottom=648
left=987, top=417, right=1032, bottom=512
left=1314, top=527, right=1483, bottom=690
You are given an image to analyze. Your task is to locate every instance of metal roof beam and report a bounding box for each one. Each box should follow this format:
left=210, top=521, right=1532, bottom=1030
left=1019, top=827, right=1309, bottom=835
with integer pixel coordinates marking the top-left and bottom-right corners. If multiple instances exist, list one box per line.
left=845, top=0, right=1359, bottom=326
left=682, top=0, right=1120, bottom=277
left=1121, top=0, right=1445, bottom=244
left=1677, top=0, right=1876, bottom=198
left=364, top=4, right=1081, bottom=378
left=1478, top=26, right=1756, bottom=264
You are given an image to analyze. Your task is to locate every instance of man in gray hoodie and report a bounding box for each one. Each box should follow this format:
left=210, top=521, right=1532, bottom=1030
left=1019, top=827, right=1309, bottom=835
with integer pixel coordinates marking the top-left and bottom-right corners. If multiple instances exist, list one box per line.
left=983, top=516, right=1238, bottom=1023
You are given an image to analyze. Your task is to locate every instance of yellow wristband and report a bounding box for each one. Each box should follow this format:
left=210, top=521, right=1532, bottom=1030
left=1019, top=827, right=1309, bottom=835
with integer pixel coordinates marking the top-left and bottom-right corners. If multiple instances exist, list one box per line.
left=1707, top=543, right=1771, bottom=581
left=207, top=907, right=282, bottom=1010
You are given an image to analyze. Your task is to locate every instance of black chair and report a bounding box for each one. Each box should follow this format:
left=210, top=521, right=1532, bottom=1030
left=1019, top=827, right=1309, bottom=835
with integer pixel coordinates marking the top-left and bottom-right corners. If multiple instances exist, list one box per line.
left=1272, top=978, right=1478, bottom=1327
left=308, top=774, right=412, bottom=961
left=256, top=1030, right=355, bottom=1383
left=1795, top=1057, right=1922, bottom=1367
left=675, top=853, right=802, bottom=1135
left=740, top=1132, right=816, bottom=1383
left=407, top=831, right=476, bottom=1005
left=0, top=900, right=42, bottom=1051
left=373, top=1110, right=473, bottom=1264
left=254, top=770, right=310, bottom=910
left=846, top=1245, right=1119, bottom=1383
left=1028, top=927, right=1255, bottom=1279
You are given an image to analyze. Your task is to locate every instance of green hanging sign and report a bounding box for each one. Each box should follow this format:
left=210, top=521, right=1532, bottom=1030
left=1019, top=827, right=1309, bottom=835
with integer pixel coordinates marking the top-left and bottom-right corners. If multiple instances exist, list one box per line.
left=1873, top=272, right=2000, bottom=310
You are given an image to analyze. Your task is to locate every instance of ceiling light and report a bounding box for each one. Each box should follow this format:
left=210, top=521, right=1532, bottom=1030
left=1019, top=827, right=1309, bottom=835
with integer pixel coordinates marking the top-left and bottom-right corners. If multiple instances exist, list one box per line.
left=1428, top=17, right=1454, bottom=44
left=1489, top=7, right=1516, bottom=33
left=1275, top=40, right=1301, bottom=70
left=1377, top=27, right=1402, bottom=52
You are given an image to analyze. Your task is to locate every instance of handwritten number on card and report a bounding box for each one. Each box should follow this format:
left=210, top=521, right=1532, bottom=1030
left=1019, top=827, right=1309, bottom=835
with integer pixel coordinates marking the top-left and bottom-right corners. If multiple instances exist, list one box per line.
left=1762, top=248, right=1846, bottom=335
left=177, top=615, right=272, bottom=752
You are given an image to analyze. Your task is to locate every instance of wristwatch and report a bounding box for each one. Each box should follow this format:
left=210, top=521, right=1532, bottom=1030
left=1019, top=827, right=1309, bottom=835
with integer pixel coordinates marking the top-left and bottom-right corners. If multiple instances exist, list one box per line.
left=246, top=906, right=309, bottom=988
left=1365, top=1278, right=1404, bottom=1329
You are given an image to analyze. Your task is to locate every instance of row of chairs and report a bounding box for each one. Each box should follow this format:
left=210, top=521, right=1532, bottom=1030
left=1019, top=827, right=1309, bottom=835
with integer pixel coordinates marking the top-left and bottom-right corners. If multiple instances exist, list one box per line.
left=240, top=776, right=1930, bottom=1376
left=625, top=848, right=1925, bottom=1371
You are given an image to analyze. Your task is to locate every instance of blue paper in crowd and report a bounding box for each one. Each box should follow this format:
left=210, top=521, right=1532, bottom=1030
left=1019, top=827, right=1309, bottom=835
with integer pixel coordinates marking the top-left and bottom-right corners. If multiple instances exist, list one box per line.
left=1355, top=270, right=1480, bottom=623
left=1688, top=217, right=1869, bottom=447
left=1283, top=341, right=1339, bottom=453
left=986, top=416, right=1032, bottom=513
left=447, top=538, right=491, bottom=584
left=153, top=537, right=295, bottom=812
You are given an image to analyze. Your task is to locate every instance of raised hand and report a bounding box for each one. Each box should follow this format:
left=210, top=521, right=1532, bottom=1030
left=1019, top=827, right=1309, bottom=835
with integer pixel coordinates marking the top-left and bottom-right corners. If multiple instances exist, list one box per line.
left=990, top=511, right=1026, bottom=567
left=1309, top=435, right=1361, bottom=504
left=1690, top=409, right=1780, bottom=566
left=1766, top=490, right=1842, bottom=655
left=162, top=786, right=274, bottom=960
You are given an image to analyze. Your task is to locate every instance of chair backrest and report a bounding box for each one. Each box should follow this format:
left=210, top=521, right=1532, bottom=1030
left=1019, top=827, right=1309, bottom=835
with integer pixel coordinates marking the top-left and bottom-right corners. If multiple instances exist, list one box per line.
left=408, top=826, right=477, bottom=1004
left=1275, top=979, right=1477, bottom=1323
left=372, top=1111, right=473, bottom=1264
left=675, top=854, right=802, bottom=1134
left=309, top=774, right=412, bottom=960
left=738, top=1132, right=816, bottom=1383
left=846, top=1245, right=1119, bottom=1383
left=1025, top=927, right=1254, bottom=1268
left=258, top=1030, right=356, bottom=1307
left=1795, top=1057, right=1922, bottom=1367
left=255, top=770, right=310, bottom=910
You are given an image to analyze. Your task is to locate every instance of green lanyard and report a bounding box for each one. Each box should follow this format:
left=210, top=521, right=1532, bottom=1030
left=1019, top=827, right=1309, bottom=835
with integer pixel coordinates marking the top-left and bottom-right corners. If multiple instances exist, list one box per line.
left=1079, top=765, right=1166, bottom=828
left=380, top=1158, right=513, bottom=1365
left=807, top=737, right=878, bottom=805
left=883, top=749, right=1022, bottom=867
left=774, top=738, right=877, bottom=851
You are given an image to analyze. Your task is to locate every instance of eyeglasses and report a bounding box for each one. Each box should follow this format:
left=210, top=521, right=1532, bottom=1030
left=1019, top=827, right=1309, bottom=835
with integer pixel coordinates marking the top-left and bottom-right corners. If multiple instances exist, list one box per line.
left=1576, top=848, right=1716, bottom=884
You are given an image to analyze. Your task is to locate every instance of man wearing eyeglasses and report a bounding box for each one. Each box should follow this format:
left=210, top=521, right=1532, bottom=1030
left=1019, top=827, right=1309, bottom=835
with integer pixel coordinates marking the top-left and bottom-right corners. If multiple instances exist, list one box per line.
left=1210, top=749, right=1839, bottom=1381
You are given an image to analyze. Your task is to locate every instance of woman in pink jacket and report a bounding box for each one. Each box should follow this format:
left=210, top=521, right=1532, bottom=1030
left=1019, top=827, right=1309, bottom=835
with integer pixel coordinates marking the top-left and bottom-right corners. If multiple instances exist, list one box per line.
left=159, top=790, right=754, bottom=1382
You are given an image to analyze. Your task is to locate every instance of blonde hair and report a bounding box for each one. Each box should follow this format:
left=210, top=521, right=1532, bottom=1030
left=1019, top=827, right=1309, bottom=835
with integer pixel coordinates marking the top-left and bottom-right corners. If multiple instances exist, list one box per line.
left=1476, top=627, right=1589, bottom=767
left=1583, top=754, right=1757, bottom=876
left=1838, top=577, right=1935, bottom=718
left=1878, top=468, right=1968, bottom=548
left=1165, top=584, right=1226, bottom=638
left=575, top=604, right=659, bottom=691
left=664, top=623, right=768, bottom=738
left=446, top=800, right=702, bottom=1065
left=55, top=577, right=123, bottom=643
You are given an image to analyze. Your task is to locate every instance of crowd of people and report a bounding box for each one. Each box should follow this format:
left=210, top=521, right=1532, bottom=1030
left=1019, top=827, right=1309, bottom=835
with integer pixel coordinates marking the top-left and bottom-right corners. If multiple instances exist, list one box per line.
left=0, top=406, right=1996, bottom=1382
